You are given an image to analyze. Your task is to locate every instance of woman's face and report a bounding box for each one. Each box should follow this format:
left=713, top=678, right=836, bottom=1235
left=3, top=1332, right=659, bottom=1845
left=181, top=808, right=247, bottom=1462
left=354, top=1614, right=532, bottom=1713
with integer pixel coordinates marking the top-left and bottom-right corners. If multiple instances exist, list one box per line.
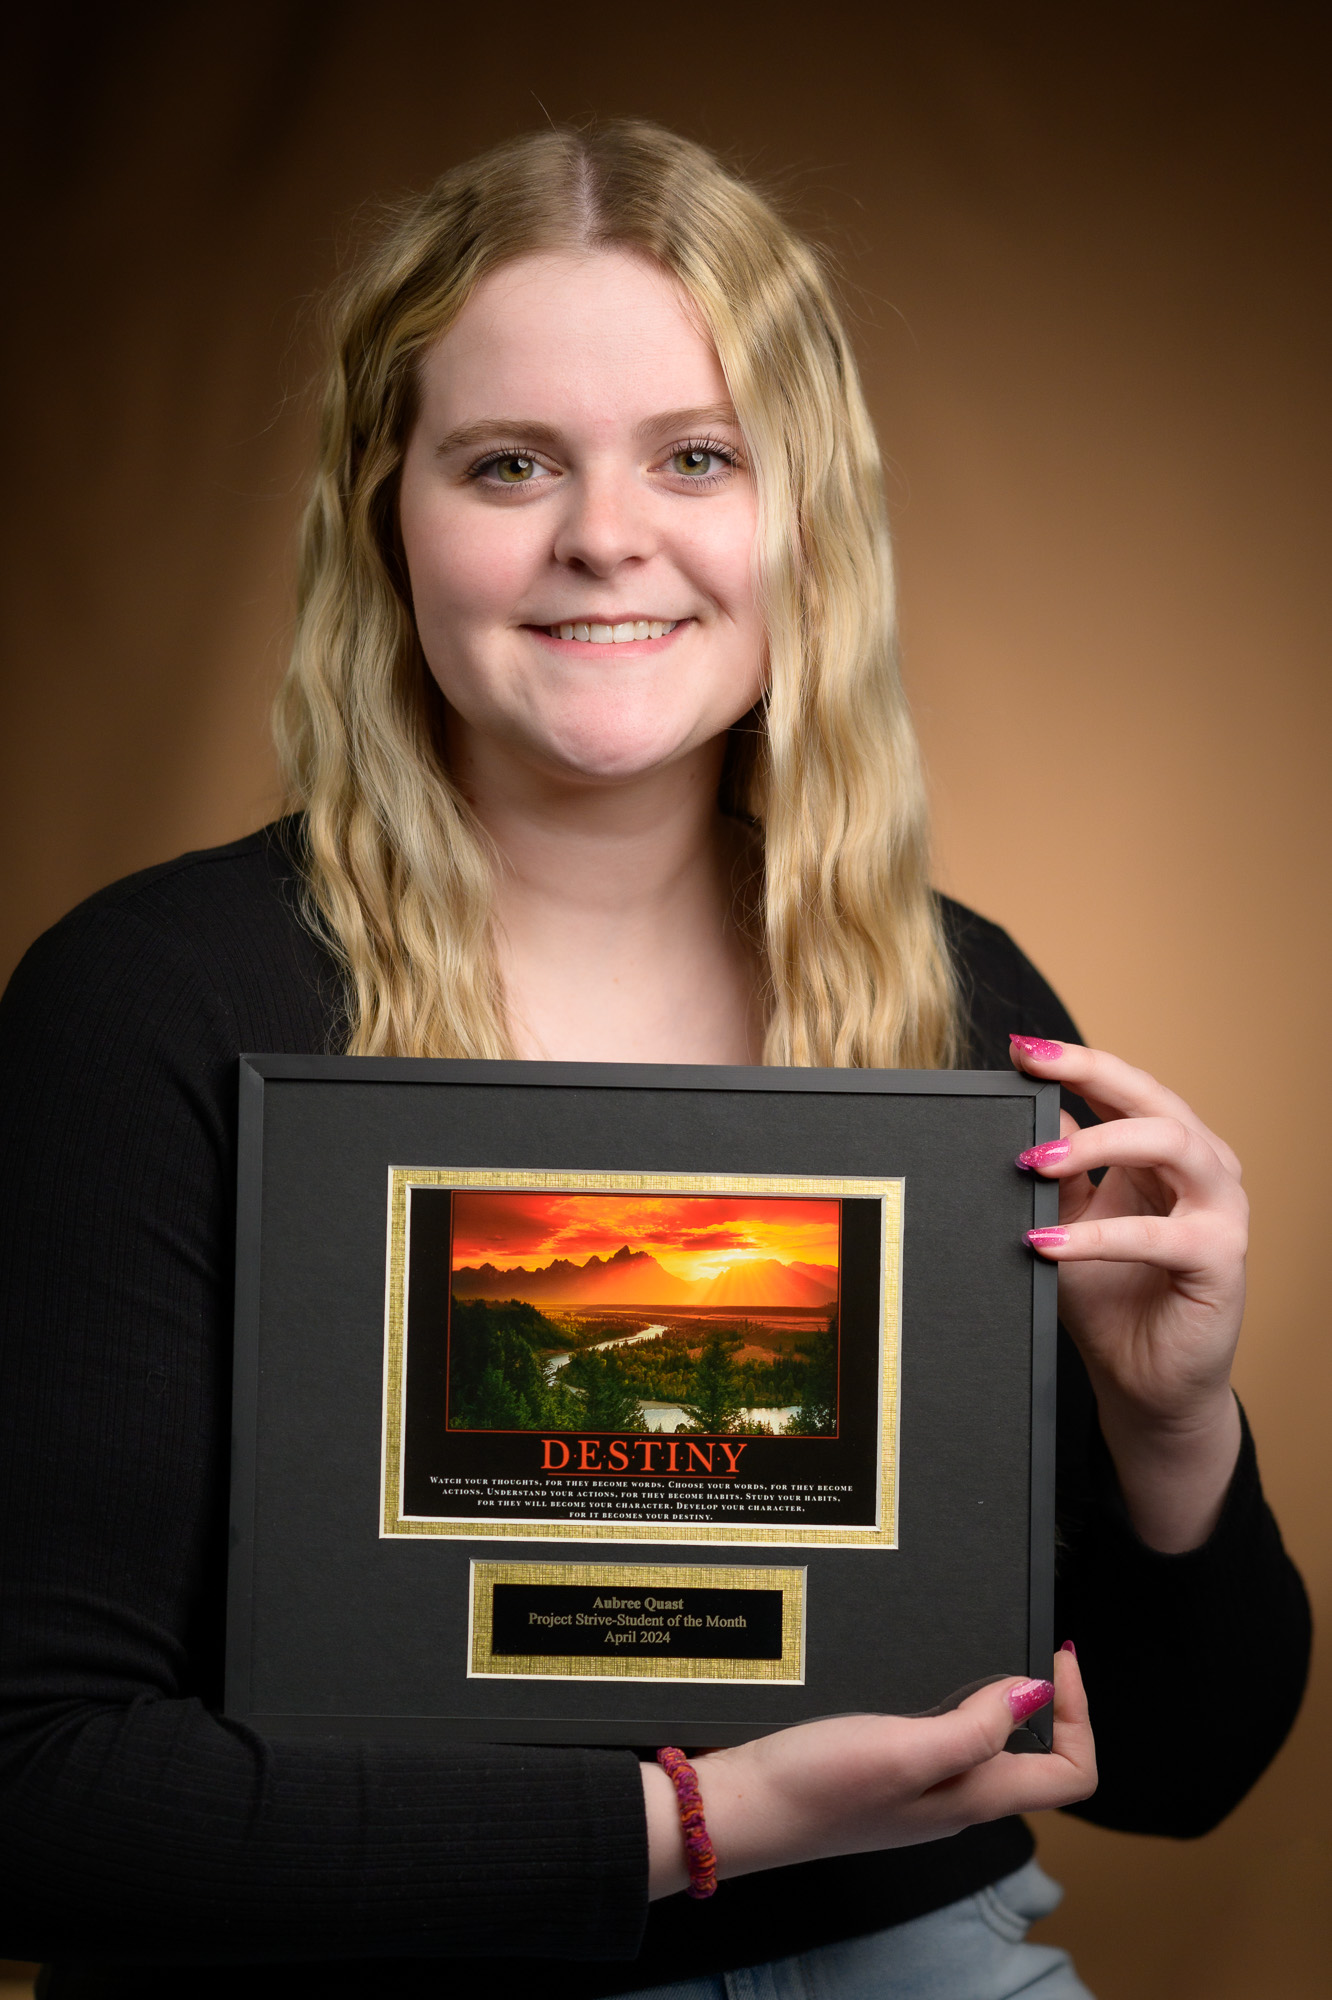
left=397, top=248, right=763, bottom=789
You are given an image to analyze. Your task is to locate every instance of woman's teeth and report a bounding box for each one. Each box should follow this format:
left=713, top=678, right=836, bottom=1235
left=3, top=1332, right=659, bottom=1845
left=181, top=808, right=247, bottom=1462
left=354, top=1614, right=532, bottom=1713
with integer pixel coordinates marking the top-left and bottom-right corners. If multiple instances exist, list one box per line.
left=548, top=620, right=678, bottom=643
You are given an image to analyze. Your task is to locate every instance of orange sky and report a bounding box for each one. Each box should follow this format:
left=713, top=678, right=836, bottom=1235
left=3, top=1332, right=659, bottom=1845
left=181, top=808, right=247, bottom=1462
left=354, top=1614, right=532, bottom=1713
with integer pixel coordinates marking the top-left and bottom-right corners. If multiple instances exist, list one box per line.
left=449, top=1191, right=839, bottom=1283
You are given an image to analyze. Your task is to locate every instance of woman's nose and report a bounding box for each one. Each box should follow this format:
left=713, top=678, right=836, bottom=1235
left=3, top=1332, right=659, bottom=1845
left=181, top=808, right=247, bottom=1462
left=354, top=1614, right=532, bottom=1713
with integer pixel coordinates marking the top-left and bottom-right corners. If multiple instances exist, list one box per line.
left=550, top=465, right=658, bottom=576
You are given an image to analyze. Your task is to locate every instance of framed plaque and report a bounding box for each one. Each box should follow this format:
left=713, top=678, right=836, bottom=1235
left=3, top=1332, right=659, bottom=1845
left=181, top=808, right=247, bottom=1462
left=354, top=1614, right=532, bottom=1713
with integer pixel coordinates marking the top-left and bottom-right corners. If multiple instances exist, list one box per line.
left=225, top=1058, right=1059, bottom=1748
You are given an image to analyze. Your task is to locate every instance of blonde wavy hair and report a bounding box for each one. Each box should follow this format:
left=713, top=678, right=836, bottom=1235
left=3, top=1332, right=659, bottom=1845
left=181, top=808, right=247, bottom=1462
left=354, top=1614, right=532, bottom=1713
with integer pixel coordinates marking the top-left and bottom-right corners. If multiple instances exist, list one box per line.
left=275, top=120, right=960, bottom=1067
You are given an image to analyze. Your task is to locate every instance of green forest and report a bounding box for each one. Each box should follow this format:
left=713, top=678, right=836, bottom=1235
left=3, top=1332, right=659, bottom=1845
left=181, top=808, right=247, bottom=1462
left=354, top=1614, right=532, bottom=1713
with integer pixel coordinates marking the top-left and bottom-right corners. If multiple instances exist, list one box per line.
left=447, top=1298, right=838, bottom=1435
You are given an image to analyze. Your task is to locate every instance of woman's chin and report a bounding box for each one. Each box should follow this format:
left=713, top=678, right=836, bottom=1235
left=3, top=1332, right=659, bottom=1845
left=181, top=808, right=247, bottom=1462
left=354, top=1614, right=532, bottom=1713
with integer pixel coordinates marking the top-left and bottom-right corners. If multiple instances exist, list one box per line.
left=520, top=720, right=722, bottom=787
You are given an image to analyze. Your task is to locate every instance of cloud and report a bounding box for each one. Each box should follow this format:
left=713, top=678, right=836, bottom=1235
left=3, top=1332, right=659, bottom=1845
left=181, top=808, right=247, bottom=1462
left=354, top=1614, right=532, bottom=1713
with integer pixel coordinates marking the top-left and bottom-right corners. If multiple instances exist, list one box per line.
left=449, top=1190, right=840, bottom=1275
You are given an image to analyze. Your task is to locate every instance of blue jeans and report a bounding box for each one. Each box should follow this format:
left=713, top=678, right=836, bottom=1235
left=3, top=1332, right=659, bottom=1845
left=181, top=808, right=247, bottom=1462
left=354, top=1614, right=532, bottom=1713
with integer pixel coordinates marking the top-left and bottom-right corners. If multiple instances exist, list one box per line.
left=614, top=1860, right=1094, bottom=1999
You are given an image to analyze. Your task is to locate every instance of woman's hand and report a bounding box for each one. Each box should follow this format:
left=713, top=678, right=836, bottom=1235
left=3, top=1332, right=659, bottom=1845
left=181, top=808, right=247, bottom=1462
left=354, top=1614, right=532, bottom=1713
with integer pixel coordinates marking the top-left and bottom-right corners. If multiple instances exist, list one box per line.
left=644, top=1649, right=1094, bottom=1897
left=1010, top=1035, right=1246, bottom=1551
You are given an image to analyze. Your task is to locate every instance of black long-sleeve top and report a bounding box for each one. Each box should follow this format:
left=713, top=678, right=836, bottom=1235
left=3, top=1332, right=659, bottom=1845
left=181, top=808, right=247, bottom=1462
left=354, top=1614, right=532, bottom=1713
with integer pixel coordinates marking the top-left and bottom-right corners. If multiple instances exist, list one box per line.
left=0, top=824, right=1310, bottom=1998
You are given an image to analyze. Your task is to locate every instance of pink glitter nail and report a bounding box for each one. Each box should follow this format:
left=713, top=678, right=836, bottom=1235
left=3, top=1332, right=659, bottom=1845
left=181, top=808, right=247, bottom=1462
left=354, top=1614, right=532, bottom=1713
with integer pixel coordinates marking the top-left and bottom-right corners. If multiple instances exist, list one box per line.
left=1015, top=1139, right=1072, bottom=1170
left=1026, top=1227, right=1069, bottom=1249
left=1009, top=1034, right=1064, bottom=1060
left=1007, top=1678, right=1055, bottom=1722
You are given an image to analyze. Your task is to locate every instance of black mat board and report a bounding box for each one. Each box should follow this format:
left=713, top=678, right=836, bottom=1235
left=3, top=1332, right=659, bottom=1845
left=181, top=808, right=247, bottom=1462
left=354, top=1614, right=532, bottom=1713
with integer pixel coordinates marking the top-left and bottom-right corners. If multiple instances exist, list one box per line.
left=227, top=1058, right=1059, bottom=1747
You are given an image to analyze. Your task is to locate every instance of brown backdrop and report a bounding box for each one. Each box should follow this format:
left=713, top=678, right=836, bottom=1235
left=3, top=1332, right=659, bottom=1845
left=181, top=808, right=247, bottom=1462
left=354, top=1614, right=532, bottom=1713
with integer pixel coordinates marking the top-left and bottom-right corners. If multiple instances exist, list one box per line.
left=2, top=4, right=1328, bottom=1993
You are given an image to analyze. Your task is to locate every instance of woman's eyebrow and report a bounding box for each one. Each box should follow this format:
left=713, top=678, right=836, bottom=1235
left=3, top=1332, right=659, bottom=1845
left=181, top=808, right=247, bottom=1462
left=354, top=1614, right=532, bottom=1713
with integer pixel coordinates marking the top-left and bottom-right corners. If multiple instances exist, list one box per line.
left=432, top=405, right=742, bottom=458
left=638, top=403, right=739, bottom=439
left=432, top=419, right=562, bottom=456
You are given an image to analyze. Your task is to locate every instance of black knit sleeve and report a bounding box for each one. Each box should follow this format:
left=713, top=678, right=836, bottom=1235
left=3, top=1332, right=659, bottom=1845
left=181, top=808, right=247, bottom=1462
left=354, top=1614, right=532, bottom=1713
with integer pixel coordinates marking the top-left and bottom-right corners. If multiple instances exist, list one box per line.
left=942, top=897, right=1311, bottom=1837
left=1057, top=1405, right=1310, bottom=1836
left=0, top=894, right=648, bottom=1965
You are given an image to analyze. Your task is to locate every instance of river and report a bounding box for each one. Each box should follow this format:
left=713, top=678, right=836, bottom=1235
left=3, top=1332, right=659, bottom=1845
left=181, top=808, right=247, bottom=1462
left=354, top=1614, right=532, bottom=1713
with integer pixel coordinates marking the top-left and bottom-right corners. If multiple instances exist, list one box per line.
left=545, top=1322, right=667, bottom=1373
left=636, top=1401, right=798, bottom=1435
left=544, top=1323, right=795, bottom=1433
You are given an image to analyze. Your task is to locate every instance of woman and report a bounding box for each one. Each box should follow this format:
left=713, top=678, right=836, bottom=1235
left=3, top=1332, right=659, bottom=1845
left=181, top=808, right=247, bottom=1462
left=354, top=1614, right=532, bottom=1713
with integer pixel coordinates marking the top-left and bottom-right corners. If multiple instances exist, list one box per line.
left=0, top=121, right=1308, bottom=1999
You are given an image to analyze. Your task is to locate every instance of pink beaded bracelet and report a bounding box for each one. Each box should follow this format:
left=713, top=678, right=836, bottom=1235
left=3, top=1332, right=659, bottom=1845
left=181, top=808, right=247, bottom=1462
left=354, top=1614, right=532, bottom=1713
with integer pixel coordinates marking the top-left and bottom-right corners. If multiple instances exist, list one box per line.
left=656, top=1746, right=718, bottom=1899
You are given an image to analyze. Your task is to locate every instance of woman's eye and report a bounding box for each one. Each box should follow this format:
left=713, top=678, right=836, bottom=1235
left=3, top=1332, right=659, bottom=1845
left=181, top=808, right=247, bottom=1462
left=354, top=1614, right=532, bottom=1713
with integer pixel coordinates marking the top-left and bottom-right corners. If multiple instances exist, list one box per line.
left=471, top=452, right=551, bottom=486
left=669, top=447, right=727, bottom=478
left=489, top=454, right=541, bottom=483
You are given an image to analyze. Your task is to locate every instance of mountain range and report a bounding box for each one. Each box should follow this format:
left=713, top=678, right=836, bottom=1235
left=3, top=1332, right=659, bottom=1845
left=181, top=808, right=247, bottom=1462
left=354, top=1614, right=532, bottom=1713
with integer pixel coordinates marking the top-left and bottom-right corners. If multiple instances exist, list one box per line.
left=451, top=1242, right=837, bottom=1308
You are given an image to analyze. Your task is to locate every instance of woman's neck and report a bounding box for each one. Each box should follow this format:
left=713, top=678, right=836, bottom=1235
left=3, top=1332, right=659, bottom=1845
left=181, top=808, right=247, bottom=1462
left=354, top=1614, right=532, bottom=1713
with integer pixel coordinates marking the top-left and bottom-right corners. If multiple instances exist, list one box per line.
left=452, top=732, right=764, bottom=1065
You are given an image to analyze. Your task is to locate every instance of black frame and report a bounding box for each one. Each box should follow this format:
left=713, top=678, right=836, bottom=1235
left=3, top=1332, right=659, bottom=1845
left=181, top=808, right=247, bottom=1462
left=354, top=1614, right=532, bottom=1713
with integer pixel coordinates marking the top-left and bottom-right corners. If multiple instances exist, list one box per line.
left=226, top=1057, right=1060, bottom=1747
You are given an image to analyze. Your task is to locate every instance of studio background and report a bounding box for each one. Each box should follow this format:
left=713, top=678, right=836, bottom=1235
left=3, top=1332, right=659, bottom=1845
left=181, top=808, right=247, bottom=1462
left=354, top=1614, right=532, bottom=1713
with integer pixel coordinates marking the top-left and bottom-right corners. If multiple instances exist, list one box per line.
left=2, top=4, right=1327, bottom=1995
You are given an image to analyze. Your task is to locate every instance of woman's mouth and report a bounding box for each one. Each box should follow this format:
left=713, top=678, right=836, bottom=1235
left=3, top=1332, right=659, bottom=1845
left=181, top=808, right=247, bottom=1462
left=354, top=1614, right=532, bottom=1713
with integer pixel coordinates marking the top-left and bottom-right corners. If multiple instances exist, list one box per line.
left=542, top=619, right=680, bottom=643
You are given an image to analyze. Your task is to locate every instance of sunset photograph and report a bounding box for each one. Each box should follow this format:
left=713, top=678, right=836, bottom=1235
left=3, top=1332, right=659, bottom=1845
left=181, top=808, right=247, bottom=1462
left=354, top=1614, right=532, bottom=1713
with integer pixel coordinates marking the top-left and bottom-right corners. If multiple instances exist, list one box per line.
left=446, top=1191, right=841, bottom=1439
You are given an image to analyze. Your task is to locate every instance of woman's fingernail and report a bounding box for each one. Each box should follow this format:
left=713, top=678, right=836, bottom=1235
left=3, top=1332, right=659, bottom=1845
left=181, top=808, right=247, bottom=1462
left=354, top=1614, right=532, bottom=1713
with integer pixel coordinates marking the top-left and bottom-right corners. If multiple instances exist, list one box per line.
left=1025, top=1226, right=1069, bottom=1250
left=1015, top=1139, right=1071, bottom=1170
left=1060, top=1639, right=1078, bottom=1659
left=1009, top=1034, right=1064, bottom=1060
left=1007, top=1678, right=1056, bottom=1722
